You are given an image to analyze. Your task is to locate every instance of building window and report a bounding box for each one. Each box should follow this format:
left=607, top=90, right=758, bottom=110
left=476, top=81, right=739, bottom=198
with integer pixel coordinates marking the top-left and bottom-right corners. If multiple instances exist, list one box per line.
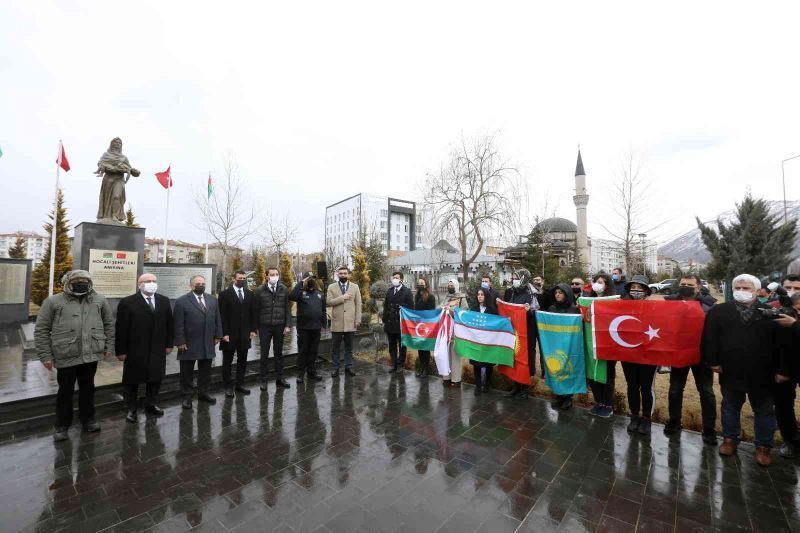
left=381, top=209, right=388, bottom=217
left=380, top=232, right=387, bottom=240
left=380, top=221, right=386, bottom=229
left=404, top=224, right=408, bottom=232
left=404, top=236, right=409, bottom=243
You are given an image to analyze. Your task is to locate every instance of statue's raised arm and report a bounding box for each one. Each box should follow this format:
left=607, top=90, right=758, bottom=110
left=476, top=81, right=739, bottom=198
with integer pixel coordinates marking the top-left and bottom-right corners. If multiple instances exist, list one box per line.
left=96, top=137, right=139, bottom=224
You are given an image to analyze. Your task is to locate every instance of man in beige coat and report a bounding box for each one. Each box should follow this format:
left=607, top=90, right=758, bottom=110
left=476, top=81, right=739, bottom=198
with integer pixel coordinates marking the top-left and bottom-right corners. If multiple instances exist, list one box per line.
left=327, top=266, right=362, bottom=377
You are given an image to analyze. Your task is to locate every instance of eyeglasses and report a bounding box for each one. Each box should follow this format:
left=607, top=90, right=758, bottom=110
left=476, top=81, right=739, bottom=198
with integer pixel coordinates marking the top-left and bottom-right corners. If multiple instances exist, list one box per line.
left=571, top=282, right=583, bottom=286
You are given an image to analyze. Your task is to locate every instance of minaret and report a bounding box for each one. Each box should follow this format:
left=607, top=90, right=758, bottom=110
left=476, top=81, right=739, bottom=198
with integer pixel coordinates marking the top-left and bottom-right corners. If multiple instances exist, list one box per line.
left=573, top=150, right=590, bottom=269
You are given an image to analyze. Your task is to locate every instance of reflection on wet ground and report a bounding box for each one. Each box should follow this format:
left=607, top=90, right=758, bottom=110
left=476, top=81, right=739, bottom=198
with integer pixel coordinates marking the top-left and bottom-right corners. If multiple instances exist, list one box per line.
left=1, top=360, right=798, bottom=532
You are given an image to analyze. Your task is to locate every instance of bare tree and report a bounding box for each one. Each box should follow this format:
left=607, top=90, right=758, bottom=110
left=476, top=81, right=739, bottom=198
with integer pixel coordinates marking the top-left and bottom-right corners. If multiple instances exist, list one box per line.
left=264, top=210, right=299, bottom=259
left=193, top=154, right=261, bottom=280
left=423, top=134, right=525, bottom=281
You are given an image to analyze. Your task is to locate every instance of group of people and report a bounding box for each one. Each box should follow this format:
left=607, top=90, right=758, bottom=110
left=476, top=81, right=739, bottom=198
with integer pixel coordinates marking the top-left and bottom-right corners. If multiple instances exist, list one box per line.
left=34, top=264, right=800, bottom=467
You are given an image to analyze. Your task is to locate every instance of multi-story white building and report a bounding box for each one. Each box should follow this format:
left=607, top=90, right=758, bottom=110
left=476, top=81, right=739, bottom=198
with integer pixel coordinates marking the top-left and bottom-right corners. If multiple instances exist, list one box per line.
left=324, top=194, right=429, bottom=266
left=0, top=231, right=47, bottom=265
left=145, top=238, right=204, bottom=264
left=591, top=237, right=658, bottom=275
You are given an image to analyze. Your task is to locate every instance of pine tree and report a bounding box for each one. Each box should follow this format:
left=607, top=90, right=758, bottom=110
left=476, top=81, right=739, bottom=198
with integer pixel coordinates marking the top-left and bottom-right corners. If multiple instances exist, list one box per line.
left=31, top=190, right=72, bottom=305
left=253, top=252, right=267, bottom=286
left=698, top=194, right=798, bottom=282
left=125, top=205, right=139, bottom=227
left=231, top=254, right=242, bottom=272
left=520, top=225, right=561, bottom=282
left=279, top=251, right=294, bottom=286
left=8, top=237, right=26, bottom=259
left=350, top=245, right=371, bottom=307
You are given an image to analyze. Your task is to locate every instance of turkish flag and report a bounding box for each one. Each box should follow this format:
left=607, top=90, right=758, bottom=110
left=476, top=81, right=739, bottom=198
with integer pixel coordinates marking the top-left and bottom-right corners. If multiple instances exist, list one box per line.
left=497, top=300, right=530, bottom=384
left=592, top=300, right=706, bottom=367
left=56, top=141, right=70, bottom=172
left=155, top=166, right=172, bottom=189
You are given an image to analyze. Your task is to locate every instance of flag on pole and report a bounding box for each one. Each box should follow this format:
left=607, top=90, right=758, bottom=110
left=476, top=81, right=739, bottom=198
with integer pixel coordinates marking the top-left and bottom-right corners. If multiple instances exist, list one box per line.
left=577, top=295, right=620, bottom=384
left=592, top=300, right=705, bottom=367
left=452, top=308, right=515, bottom=366
left=497, top=300, right=531, bottom=384
left=56, top=141, right=70, bottom=172
left=207, top=173, right=213, bottom=199
left=400, top=308, right=444, bottom=350
left=537, top=311, right=587, bottom=395
left=155, top=166, right=172, bottom=189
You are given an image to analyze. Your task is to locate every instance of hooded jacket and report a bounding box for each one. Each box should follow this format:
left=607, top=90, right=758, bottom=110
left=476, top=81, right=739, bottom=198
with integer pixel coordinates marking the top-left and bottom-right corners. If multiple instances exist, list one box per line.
left=546, top=283, right=579, bottom=314
left=35, top=270, right=115, bottom=368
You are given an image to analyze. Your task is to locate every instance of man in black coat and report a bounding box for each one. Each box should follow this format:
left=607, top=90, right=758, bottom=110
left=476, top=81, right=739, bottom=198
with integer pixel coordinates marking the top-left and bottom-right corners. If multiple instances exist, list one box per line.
left=219, top=270, right=257, bottom=397
left=289, top=272, right=327, bottom=383
left=382, top=271, right=414, bottom=373
left=115, top=273, right=174, bottom=423
left=254, top=266, right=292, bottom=390
left=479, top=272, right=499, bottom=308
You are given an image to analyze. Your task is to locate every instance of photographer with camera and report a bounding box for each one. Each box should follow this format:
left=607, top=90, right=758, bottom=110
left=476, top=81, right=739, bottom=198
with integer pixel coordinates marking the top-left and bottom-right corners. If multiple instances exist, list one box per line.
left=771, top=275, right=800, bottom=457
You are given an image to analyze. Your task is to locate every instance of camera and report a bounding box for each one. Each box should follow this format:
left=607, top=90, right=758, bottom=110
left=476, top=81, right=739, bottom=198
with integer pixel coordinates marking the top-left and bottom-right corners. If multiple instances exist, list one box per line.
left=757, top=306, right=797, bottom=319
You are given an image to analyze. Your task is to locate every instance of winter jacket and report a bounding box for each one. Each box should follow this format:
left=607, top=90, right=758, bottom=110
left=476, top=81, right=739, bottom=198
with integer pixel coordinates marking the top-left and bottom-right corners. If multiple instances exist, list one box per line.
left=383, top=284, right=414, bottom=334
left=289, top=282, right=327, bottom=330
left=115, top=292, right=173, bottom=384
left=546, top=283, right=579, bottom=314
left=326, top=281, right=362, bottom=333
left=414, top=290, right=437, bottom=311
left=35, top=281, right=115, bottom=369
left=664, top=293, right=716, bottom=314
left=254, top=281, right=291, bottom=327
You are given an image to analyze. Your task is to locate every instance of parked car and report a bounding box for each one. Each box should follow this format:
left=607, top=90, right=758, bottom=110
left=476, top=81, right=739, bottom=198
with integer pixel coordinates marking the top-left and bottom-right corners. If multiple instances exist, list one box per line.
left=649, top=279, right=677, bottom=294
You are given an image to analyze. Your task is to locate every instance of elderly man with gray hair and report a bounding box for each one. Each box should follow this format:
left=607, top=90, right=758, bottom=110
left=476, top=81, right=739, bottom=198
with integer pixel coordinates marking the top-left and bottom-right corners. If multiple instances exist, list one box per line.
left=35, top=270, right=115, bottom=441
left=701, top=273, right=789, bottom=467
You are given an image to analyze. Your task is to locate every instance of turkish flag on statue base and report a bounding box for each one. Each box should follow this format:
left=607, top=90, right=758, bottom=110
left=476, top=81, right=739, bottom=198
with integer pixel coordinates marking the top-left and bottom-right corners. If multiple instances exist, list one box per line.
left=592, top=300, right=706, bottom=367
left=497, top=300, right=531, bottom=384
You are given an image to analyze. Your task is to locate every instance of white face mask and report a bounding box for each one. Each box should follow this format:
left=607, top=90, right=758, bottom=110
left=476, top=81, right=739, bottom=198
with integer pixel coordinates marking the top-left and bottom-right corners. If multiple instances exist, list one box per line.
left=787, top=288, right=799, bottom=297
left=391, top=278, right=401, bottom=287
left=269, top=275, right=279, bottom=285
left=733, top=290, right=754, bottom=303
left=591, top=282, right=605, bottom=294
left=512, top=279, right=521, bottom=288
left=142, top=282, right=158, bottom=295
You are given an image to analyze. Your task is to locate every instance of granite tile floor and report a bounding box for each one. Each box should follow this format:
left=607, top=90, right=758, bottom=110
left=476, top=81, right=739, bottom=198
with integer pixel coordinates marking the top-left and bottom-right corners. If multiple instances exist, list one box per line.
left=2, top=360, right=800, bottom=532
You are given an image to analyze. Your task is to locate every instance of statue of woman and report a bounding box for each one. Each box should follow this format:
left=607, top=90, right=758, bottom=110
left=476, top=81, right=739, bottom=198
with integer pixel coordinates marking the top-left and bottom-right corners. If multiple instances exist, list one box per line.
left=96, top=137, right=140, bottom=224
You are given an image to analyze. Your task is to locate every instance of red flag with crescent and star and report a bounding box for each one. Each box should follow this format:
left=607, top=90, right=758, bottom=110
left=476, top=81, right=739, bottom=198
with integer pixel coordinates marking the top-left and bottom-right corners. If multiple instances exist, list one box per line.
left=591, top=300, right=706, bottom=367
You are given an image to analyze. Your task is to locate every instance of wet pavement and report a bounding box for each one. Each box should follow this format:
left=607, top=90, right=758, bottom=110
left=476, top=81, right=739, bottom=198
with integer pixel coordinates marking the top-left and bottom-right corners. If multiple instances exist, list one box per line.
left=2, top=361, right=799, bottom=533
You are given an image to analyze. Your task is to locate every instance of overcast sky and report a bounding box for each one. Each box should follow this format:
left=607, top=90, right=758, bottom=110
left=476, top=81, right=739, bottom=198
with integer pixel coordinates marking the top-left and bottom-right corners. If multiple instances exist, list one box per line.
left=2, top=1, right=799, bottom=253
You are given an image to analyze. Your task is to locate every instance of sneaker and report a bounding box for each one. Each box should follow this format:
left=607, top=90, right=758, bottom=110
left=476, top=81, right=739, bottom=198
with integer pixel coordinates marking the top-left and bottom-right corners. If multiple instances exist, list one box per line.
left=637, top=417, right=652, bottom=434
left=779, top=441, right=797, bottom=458
left=664, top=420, right=682, bottom=436
left=596, top=405, right=614, bottom=418
left=589, top=405, right=601, bottom=417
left=627, top=416, right=640, bottom=433
left=83, top=420, right=101, bottom=433
left=53, top=427, right=69, bottom=442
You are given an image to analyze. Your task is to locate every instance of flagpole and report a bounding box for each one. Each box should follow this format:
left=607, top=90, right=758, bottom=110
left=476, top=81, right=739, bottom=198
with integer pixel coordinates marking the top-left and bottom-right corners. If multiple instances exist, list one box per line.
left=47, top=141, right=61, bottom=296
left=163, top=163, right=171, bottom=262
left=204, top=171, right=209, bottom=263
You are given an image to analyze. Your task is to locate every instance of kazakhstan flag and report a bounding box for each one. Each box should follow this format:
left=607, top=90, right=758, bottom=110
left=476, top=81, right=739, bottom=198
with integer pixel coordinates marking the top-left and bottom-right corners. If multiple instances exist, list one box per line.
left=536, top=311, right=587, bottom=395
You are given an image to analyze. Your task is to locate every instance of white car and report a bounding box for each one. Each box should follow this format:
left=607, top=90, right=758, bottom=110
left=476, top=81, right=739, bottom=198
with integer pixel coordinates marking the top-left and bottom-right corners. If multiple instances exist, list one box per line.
left=649, top=279, right=677, bottom=293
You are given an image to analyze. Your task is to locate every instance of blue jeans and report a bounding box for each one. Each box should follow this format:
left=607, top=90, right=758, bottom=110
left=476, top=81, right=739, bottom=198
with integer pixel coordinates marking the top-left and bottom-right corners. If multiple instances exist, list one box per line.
left=721, top=387, right=776, bottom=448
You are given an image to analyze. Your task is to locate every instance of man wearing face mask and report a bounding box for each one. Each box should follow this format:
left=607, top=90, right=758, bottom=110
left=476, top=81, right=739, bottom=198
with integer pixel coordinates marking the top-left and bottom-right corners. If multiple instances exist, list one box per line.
left=35, top=270, right=115, bottom=441
left=289, top=272, right=327, bottom=383
left=770, top=274, right=800, bottom=457
left=219, top=270, right=258, bottom=397
left=173, top=275, right=223, bottom=410
left=383, top=272, right=414, bottom=373
left=702, top=273, right=788, bottom=467
left=479, top=273, right=499, bottom=308
left=254, top=267, right=292, bottom=390
left=327, top=266, right=362, bottom=378
left=570, top=278, right=586, bottom=299
left=115, top=273, right=174, bottom=423
left=503, top=268, right=540, bottom=398
left=611, top=267, right=628, bottom=296
left=663, top=275, right=717, bottom=443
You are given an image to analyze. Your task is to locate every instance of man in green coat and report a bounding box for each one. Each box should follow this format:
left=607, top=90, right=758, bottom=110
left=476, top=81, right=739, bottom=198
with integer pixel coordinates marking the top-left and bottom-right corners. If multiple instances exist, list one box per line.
left=35, top=270, right=115, bottom=441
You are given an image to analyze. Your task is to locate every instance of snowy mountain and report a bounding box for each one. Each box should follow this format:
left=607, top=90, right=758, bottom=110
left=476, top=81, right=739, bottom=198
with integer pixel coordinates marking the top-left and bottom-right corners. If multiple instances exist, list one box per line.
left=658, top=200, right=800, bottom=263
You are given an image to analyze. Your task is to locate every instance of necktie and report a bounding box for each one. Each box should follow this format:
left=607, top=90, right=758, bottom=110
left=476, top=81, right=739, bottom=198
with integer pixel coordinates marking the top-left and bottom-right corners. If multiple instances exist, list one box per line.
left=270, top=284, right=275, bottom=294
left=341, top=283, right=347, bottom=294
left=198, top=296, right=206, bottom=311
left=238, top=289, right=244, bottom=302
left=147, top=297, right=154, bottom=311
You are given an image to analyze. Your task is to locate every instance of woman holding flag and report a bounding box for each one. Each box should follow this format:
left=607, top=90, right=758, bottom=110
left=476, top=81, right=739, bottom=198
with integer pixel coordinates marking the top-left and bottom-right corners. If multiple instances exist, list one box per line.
left=469, top=288, right=498, bottom=396
left=503, top=269, right=539, bottom=399
left=587, top=273, right=616, bottom=418
left=414, top=276, right=437, bottom=377
left=441, top=279, right=466, bottom=387
left=547, top=284, right=580, bottom=409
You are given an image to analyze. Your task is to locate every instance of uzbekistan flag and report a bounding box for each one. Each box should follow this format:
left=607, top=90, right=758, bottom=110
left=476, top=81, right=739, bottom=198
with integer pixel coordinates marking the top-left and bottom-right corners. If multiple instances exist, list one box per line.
left=400, top=308, right=444, bottom=351
left=452, top=308, right=515, bottom=366
left=537, top=311, right=587, bottom=395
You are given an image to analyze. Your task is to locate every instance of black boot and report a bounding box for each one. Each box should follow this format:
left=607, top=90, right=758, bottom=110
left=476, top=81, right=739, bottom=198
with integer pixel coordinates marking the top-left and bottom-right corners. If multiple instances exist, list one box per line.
left=483, top=367, right=493, bottom=393
left=506, top=382, right=521, bottom=398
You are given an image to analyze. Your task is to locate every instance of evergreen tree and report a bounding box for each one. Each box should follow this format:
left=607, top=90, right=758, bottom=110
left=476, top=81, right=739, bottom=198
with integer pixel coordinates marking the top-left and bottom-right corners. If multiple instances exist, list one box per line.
left=231, top=254, right=242, bottom=273
left=520, top=225, right=560, bottom=282
left=698, top=194, right=798, bottom=282
left=8, top=237, right=26, bottom=259
left=253, top=252, right=267, bottom=286
left=125, top=205, right=139, bottom=227
left=279, top=251, right=294, bottom=286
left=31, top=190, right=72, bottom=305
left=350, top=245, right=371, bottom=308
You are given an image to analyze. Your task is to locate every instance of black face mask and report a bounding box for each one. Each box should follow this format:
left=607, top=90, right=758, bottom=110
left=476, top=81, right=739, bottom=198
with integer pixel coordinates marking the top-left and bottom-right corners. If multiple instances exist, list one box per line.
left=572, top=288, right=582, bottom=296
left=447, top=287, right=455, bottom=294
left=235, top=280, right=247, bottom=288
left=71, top=282, right=90, bottom=295
left=339, top=277, right=348, bottom=283
left=677, top=286, right=696, bottom=299
left=417, top=284, right=425, bottom=290
left=193, top=285, right=206, bottom=295
left=305, top=281, right=316, bottom=290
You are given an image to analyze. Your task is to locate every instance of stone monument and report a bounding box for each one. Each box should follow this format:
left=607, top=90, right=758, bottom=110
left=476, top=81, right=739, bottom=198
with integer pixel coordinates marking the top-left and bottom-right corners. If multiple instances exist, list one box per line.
left=95, top=137, right=140, bottom=225
left=0, top=258, right=32, bottom=326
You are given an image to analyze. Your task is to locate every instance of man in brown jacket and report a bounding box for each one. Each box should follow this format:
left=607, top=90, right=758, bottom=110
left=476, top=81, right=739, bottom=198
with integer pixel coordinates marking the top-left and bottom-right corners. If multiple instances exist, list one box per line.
left=327, top=266, right=362, bottom=377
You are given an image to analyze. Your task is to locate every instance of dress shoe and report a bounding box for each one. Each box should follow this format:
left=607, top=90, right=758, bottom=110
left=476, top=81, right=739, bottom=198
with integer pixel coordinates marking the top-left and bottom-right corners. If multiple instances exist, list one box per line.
left=702, top=431, right=717, bottom=446
left=235, top=385, right=251, bottom=395
left=198, top=393, right=216, bottom=404
left=83, top=420, right=101, bottom=433
left=260, top=380, right=268, bottom=391
left=182, top=399, right=193, bottom=410
left=308, top=373, right=323, bottom=383
left=718, top=438, right=738, bottom=457
left=505, top=384, right=519, bottom=398
left=780, top=441, right=797, bottom=458
left=296, top=376, right=305, bottom=384
left=53, top=427, right=69, bottom=442
left=145, top=405, right=164, bottom=416
left=560, top=397, right=573, bottom=410
left=627, top=416, right=641, bottom=433
left=443, top=379, right=452, bottom=387
left=125, top=410, right=138, bottom=424
left=331, top=369, right=340, bottom=378
left=345, top=368, right=356, bottom=377
left=755, top=446, right=773, bottom=467
left=663, top=420, right=682, bottom=436
left=637, top=417, right=652, bottom=434
left=276, top=379, right=290, bottom=388
left=552, top=396, right=565, bottom=409
left=225, top=387, right=235, bottom=398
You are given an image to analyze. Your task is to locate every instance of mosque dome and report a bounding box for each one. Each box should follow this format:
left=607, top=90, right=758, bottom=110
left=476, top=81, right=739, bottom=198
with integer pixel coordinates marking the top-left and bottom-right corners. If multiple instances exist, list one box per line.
left=534, top=217, right=578, bottom=233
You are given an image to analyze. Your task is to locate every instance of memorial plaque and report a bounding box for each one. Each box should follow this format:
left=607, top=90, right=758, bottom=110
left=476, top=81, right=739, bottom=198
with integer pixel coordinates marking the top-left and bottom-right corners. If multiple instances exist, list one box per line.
left=143, top=263, right=215, bottom=300
left=0, top=263, right=27, bottom=304
left=88, top=249, right=139, bottom=298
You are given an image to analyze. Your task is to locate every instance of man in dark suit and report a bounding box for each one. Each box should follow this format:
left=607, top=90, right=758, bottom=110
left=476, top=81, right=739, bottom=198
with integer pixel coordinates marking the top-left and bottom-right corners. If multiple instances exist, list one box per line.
left=254, top=266, right=292, bottom=390
left=115, top=273, right=174, bottom=423
left=382, top=271, right=414, bottom=373
left=219, top=270, right=257, bottom=397
left=173, top=275, right=223, bottom=410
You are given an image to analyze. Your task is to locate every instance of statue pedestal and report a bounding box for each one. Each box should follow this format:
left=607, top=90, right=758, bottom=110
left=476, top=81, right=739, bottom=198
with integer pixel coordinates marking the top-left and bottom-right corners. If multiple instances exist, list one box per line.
left=72, top=222, right=145, bottom=309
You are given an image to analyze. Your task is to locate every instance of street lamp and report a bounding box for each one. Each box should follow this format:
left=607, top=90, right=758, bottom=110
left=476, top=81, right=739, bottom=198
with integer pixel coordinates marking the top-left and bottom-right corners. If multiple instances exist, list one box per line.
left=781, top=154, right=800, bottom=224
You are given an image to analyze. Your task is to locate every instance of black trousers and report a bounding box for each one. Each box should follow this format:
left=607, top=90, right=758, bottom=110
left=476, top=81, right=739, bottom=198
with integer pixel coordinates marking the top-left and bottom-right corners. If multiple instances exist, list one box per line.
left=387, top=333, right=406, bottom=370
left=622, top=362, right=656, bottom=417
left=297, top=329, right=321, bottom=376
left=773, top=380, right=799, bottom=443
left=418, top=350, right=431, bottom=369
left=589, top=361, right=617, bottom=406
left=331, top=331, right=354, bottom=369
left=125, top=382, right=161, bottom=410
left=222, top=347, right=248, bottom=386
left=55, top=362, right=98, bottom=428
left=471, top=362, right=494, bottom=387
left=668, top=364, right=717, bottom=433
left=179, top=359, right=212, bottom=399
left=259, top=325, right=285, bottom=379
